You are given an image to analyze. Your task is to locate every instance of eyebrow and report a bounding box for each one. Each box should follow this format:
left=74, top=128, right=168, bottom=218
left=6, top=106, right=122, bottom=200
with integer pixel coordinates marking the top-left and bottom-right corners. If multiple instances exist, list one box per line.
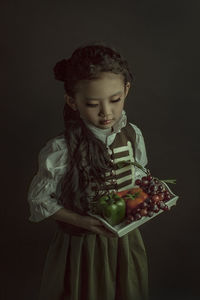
left=85, top=91, right=123, bottom=101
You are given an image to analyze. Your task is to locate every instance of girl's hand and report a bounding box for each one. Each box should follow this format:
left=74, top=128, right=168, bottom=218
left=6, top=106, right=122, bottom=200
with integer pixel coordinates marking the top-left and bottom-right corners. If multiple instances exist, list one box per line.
left=78, top=215, right=118, bottom=238
left=51, top=208, right=117, bottom=238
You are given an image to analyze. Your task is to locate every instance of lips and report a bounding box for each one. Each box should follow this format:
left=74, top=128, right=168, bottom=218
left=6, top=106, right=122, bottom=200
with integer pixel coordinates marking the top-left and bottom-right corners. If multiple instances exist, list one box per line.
left=100, top=119, right=112, bottom=124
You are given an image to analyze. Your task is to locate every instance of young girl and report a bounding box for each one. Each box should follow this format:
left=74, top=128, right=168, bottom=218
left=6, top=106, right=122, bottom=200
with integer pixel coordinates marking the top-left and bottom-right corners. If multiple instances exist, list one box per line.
left=27, top=42, right=149, bottom=300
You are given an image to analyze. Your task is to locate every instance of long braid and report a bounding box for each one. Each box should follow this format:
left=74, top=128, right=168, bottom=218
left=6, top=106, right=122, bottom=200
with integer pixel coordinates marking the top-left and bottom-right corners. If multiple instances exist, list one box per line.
left=53, top=42, right=133, bottom=213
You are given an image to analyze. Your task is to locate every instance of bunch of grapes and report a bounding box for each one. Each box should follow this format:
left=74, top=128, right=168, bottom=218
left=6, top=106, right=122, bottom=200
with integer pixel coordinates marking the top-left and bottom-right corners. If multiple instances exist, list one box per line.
left=126, top=175, right=172, bottom=224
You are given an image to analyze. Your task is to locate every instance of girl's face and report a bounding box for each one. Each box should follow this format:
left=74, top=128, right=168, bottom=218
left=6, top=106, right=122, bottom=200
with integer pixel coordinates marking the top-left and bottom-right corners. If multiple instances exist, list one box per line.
left=65, top=72, right=130, bottom=130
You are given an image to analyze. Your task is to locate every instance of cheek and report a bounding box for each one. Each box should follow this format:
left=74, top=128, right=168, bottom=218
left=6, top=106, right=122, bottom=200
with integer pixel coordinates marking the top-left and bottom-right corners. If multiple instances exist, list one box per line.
left=117, top=101, right=124, bottom=111
left=86, top=110, right=97, bottom=119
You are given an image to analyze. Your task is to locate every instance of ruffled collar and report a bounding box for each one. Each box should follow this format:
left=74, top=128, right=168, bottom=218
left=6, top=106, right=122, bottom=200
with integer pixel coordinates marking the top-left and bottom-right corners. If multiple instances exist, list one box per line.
left=80, top=110, right=127, bottom=139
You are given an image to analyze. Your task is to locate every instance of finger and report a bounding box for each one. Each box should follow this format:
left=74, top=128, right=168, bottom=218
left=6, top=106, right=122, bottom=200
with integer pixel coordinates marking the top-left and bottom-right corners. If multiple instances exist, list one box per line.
left=87, top=217, right=104, bottom=226
left=90, top=219, right=103, bottom=226
left=103, top=228, right=118, bottom=238
left=92, top=226, right=117, bottom=238
left=100, top=224, right=118, bottom=236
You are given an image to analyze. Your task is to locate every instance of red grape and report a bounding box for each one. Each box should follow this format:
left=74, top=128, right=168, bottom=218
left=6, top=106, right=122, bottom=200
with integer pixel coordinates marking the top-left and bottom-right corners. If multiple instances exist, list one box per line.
left=126, top=215, right=134, bottom=224
left=153, top=178, right=159, bottom=184
left=163, top=205, right=169, bottom=211
left=149, top=184, right=158, bottom=192
left=158, top=184, right=164, bottom=191
left=135, top=213, right=142, bottom=220
left=164, top=190, right=170, bottom=196
left=141, top=208, right=148, bottom=216
left=158, top=201, right=165, bottom=209
left=127, top=214, right=135, bottom=221
left=126, top=219, right=132, bottom=224
left=142, top=179, right=149, bottom=186
left=135, top=179, right=142, bottom=186
left=147, top=211, right=154, bottom=217
left=151, top=194, right=160, bottom=203
left=145, top=198, right=151, bottom=204
left=147, top=175, right=153, bottom=181
left=164, top=194, right=171, bottom=201
left=141, top=186, right=147, bottom=191
left=140, top=202, right=148, bottom=208
left=152, top=204, right=159, bottom=213
left=157, top=192, right=165, bottom=201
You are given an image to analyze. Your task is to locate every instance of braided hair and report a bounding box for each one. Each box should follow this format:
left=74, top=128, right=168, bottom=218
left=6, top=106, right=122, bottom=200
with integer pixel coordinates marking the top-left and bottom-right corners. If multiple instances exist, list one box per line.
left=53, top=42, right=134, bottom=214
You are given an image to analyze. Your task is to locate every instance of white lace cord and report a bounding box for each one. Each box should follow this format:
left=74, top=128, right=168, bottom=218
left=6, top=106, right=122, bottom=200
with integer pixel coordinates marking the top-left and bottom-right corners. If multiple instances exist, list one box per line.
left=115, top=160, right=150, bottom=176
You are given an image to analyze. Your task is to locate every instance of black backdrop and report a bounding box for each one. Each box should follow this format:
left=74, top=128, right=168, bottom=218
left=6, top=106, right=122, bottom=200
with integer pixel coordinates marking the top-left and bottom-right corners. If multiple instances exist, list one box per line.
left=1, top=0, right=200, bottom=299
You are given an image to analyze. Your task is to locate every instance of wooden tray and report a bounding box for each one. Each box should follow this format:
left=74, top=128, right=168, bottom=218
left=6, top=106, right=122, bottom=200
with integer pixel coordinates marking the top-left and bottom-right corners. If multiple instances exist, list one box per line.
left=88, top=182, right=179, bottom=237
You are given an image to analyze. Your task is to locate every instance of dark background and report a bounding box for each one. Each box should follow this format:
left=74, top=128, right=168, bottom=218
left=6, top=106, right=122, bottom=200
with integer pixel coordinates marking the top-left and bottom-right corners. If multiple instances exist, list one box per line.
left=1, top=0, right=200, bottom=299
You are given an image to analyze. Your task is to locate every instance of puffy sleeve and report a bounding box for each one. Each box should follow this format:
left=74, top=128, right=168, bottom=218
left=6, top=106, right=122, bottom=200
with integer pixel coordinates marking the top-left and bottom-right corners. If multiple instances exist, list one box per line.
left=129, top=123, right=148, bottom=179
left=27, top=135, right=67, bottom=222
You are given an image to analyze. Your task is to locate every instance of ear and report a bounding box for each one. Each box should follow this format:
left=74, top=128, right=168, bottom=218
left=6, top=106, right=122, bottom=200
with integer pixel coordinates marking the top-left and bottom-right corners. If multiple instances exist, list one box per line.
left=64, top=94, right=77, bottom=111
left=124, top=82, right=131, bottom=98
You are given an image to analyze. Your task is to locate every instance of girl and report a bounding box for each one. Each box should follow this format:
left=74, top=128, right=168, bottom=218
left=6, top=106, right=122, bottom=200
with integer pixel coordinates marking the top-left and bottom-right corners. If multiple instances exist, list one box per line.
left=27, top=42, right=149, bottom=300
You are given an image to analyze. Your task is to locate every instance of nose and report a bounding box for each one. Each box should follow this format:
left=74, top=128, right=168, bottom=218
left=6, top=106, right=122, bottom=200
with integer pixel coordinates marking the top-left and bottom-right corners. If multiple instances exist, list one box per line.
left=98, top=103, right=112, bottom=118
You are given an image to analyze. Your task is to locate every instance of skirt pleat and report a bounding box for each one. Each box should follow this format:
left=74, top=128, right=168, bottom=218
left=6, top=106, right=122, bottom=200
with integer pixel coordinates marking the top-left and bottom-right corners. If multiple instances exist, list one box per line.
left=115, top=231, right=148, bottom=300
left=38, top=226, right=148, bottom=300
left=39, top=231, right=70, bottom=300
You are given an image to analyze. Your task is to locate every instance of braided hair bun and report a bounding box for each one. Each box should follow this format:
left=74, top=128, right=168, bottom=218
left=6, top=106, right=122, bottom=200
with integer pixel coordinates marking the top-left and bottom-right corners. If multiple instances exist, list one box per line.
left=53, top=59, right=70, bottom=82
left=53, top=43, right=133, bottom=97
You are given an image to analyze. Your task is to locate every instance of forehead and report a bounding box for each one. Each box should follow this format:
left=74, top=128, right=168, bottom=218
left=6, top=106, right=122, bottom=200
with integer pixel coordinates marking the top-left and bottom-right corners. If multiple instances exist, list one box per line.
left=75, top=72, right=125, bottom=98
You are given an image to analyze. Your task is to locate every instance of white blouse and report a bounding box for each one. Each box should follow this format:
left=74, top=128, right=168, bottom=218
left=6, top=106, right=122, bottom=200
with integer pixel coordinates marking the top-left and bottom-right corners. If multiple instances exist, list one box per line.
left=27, top=110, right=148, bottom=222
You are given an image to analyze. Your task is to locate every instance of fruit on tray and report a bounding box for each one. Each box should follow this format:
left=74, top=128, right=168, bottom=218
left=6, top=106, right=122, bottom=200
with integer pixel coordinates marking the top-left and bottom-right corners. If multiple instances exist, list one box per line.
left=121, top=188, right=148, bottom=214
left=125, top=176, right=174, bottom=224
left=96, top=193, right=126, bottom=226
left=94, top=174, right=176, bottom=226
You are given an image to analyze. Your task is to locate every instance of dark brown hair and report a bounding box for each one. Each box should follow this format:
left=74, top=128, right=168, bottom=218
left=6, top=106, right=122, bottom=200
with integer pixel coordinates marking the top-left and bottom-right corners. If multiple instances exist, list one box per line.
left=53, top=42, right=133, bottom=214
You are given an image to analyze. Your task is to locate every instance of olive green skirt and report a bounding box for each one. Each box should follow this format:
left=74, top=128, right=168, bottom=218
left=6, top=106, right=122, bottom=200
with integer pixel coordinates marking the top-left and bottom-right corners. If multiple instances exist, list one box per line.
left=38, top=223, right=149, bottom=300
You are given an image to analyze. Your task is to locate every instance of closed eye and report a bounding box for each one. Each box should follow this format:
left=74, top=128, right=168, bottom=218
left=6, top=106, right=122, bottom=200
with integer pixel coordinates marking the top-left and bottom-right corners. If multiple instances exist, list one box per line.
left=86, top=98, right=121, bottom=107
left=112, top=98, right=121, bottom=103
